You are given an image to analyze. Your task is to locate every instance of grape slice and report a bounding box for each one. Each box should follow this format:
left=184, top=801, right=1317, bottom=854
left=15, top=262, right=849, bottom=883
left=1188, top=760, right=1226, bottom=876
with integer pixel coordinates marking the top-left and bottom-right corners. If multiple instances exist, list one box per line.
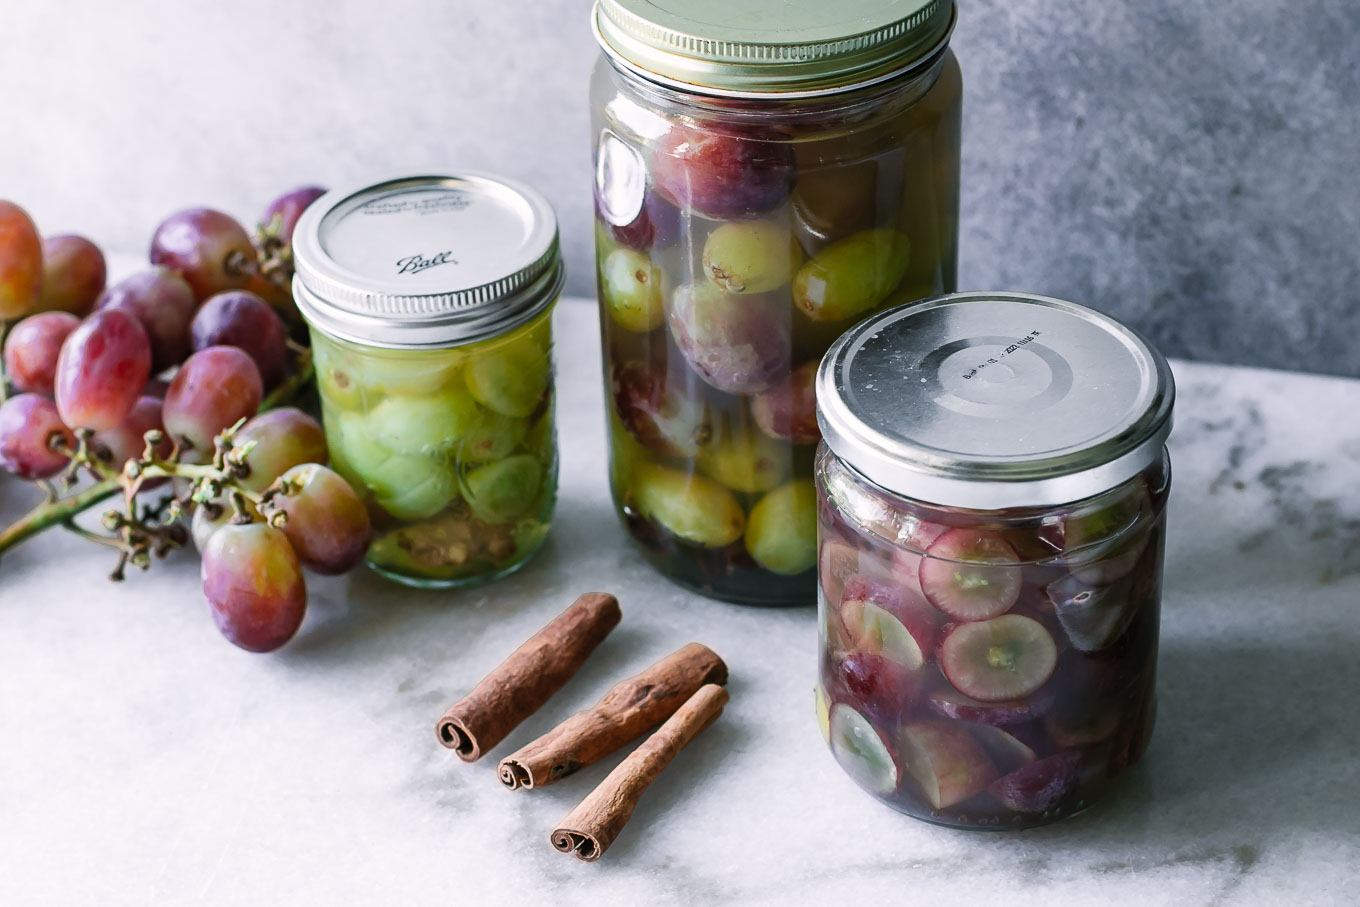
left=839, top=575, right=937, bottom=669
left=919, top=529, right=1023, bottom=621
left=897, top=720, right=998, bottom=810
left=928, top=688, right=1049, bottom=727
left=988, top=751, right=1080, bottom=813
left=829, top=703, right=899, bottom=797
left=939, top=615, right=1058, bottom=702
left=971, top=724, right=1038, bottom=775
left=836, top=651, right=916, bottom=727
left=1046, top=572, right=1139, bottom=653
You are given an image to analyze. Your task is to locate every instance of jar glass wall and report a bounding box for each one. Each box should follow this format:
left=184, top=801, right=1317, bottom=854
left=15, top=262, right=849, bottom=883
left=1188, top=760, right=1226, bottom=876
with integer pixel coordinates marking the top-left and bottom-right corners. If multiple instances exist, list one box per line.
left=591, top=48, right=963, bottom=605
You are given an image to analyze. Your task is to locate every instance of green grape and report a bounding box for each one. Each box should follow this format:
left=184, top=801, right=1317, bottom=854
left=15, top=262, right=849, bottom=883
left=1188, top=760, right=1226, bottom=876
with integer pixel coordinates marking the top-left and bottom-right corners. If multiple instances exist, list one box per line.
left=697, top=425, right=790, bottom=494
left=370, top=454, right=459, bottom=521
left=602, top=248, right=666, bottom=332
left=462, top=454, right=543, bottom=524
left=459, top=408, right=529, bottom=463
left=633, top=462, right=745, bottom=548
left=701, top=218, right=802, bottom=295
left=524, top=408, right=555, bottom=461
left=351, top=348, right=462, bottom=396
left=367, top=384, right=478, bottom=455
left=312, top=338, right=365, bottom=410
left=793, top=229, right=911, bottom=322
left=464, top=337, right=550, bottom=418
left=745, top=479, right=817, bottom=575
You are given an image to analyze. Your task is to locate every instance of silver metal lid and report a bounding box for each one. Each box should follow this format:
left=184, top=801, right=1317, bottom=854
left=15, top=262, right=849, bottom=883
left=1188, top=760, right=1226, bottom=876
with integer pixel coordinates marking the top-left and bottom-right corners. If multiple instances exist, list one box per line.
left=816, top=292, right=1175, bottom=509
left=291, top=171, right=563, bottom=349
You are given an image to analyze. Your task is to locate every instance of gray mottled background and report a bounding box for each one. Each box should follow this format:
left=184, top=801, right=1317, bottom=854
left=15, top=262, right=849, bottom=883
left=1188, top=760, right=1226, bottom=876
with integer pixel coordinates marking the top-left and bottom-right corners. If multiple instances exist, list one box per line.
left=3, top=1, right=1356, bottom=376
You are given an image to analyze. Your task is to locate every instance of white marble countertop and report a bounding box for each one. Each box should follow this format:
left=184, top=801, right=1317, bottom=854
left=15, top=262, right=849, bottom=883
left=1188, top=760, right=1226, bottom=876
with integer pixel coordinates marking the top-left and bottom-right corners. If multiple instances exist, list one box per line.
left=2, top=297, right=1357, bottom=906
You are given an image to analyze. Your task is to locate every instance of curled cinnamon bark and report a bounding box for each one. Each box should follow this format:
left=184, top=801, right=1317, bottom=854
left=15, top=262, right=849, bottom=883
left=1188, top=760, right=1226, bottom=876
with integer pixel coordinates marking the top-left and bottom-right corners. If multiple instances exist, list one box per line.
left=499, top=643, right=727, bottom=790
left=550, top=683, right=729, bottom=862
left=435, top=592, right=621, bottom=762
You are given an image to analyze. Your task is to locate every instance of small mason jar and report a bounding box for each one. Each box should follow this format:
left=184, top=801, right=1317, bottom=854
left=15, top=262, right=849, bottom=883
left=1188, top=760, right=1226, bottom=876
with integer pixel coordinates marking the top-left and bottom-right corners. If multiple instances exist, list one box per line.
left=813, top=292, right=1175, bottom=828
left=590, top=0, right=962, bottom=605
left=291, top=172, right=564, bottom=589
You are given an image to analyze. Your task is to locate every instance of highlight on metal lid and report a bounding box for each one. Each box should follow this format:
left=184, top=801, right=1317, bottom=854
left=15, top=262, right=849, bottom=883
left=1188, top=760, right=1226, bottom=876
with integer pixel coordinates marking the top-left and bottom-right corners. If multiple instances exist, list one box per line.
left=291, top=171, right=563, bottom=349
left=815, top=292, right=1176, bottom=509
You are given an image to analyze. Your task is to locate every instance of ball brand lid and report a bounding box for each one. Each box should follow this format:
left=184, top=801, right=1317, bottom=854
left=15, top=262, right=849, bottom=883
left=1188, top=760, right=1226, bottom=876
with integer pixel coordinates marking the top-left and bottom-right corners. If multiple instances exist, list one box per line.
left=593, top=0, right=955, bottom=97
left=291, top=171, right=563, bottom=349
left=816, top=292, right=1176, bottom=509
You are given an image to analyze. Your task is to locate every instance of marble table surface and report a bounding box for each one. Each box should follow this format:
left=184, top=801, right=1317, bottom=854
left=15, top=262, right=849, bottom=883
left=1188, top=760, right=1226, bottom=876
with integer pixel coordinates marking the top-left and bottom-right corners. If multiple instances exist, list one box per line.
left=2, top=297, right=1357, bottom=906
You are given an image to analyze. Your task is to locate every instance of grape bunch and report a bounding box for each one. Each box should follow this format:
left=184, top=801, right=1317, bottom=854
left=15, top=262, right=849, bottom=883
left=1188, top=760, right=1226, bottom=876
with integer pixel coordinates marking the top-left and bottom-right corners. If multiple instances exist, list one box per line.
left=0, top=188, right=376, bottom=654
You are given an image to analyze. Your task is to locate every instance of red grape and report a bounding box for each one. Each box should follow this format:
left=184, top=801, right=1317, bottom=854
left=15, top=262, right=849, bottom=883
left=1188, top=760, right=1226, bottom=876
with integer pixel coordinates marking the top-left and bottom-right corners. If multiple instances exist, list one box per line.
left=268, top=463, right=371, bottom=575
left=0, top=201, right=43, bottom=319
left=191, top=497, right=259, bottom=552
left=233, top=408, right=327, bottom=492
left=91, top=395, right=172, bottom=467
left=162, top=346, right=263, bottom=454
left=201, top=522, right=306, bottom=652
left=3, top=311, right=79, bottom=395
left=54, top=308, right=152, bottom=431
left=651, top=126, right=794, bottom=219
left=190, top=290, right=288, bottom=387
left=261, top=186, right=326, bottom=244
left=0, top=394, right=75, bottom=479
left=96, top=267, right=197, bottom=371
left=149, top=208, right=257, bottom=302
left=36, top=235, right=105, bottom=315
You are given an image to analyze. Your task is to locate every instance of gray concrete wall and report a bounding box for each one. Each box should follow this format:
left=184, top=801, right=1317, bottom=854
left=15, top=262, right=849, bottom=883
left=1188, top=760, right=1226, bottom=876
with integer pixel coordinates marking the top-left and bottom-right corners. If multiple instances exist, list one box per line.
left=4, top=1, right=1355, bottom=375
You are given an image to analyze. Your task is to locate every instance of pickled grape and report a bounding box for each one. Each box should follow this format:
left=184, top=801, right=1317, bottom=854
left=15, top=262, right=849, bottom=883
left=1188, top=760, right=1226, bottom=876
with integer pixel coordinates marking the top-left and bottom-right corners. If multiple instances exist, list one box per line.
left=666, top=282, right=790, bottom=395
left=54, top=308, right=152, bottom=431
left=267, top=464, right=371, bottom=575
left=149, top=208, right=258, bottom=301
left=633, top=462, right=744, bottom=548
left=191, top=290, right=290, bottom=388
left=91, top=395, right=171, bottom=468
left=261, top=185, right=326, bottom=244
left=602, top=248, right=666, bottom=332
left=233, top=408, right=328, bottom=492
left=697, top=424, right=789, bottom=494
left=367, top=385, right=478, bottom=454
left=3, top=311, right=79, bottom=395
left=201, top=523, right=306, bottom=653
left=0, top=201, right=43, bottom=319
left=701, top=218, right=802, bottom=295
left=744, top=480, right=817, bottom=575
left=36, top=235, right=106, bottom=316
left=651, top=125, right=794, bottom=219
left=752, top=359, right=820, bottom=445
left=793, top=229, right=911, bottom=322
left=312, top=339, right=365, bottom=409
left=0, top=394, right=75, bottom=479
left=461, top=454, right=543, bottom=523
left=349, top=349, right=460, bottom=396
left=459, top=408, right=528, bottom=463
left=162, top=346, right=263, bottom=454
left=369, top=454, right=458, bottom=521
left=96, top=267, right=198, bottom=371
left=611, top=361, right=710, bottom=458
left=604, top=190, right=680, bottom=252
left=465, top=339, right=549, bottom=418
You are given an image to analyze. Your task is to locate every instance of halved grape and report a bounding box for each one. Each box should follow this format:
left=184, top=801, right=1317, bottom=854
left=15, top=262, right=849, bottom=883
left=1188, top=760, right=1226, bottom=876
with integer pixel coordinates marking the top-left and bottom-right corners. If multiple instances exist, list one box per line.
left=897, top=720, right=998, bottom=810
left=927, top=688, right=1049, bottom=727
left=829, top=703, right=899, bottom=797
left=919, top=529, right=1023, bottom=621
left=367, top=386, right=478, bottom=455
left=701, top=218, right=802, bottom=294
left=971, top=724, right=1039, bottom=775
left=633, top=462, right=744, bottom=548
left=201, top=523, right=306, bottom=653
left=149, top=208, right=257, bottom=301
left=191, top=291, right=290, bottom=388
left=233, top=408, right=327, bottom=492
left=96, top=267, right=198, bottom=371
left=162, top=346, right=263, bottom=453
left=602, top=247, right=666, bottom=332
left=36, top=235, right=105, bottom=316
left=462, top=454, right=543, bottom=524
left=988, top=751, right=1080, bottom=813
left=1046, top=572, right=1139, bottom=653
left=0, top=394, right=74, bottom=479
left=939, top=615, right=1058, bottom=703
left=3, top=311, right=79, bottom=395
left=268, top=464, right=371, bottom=575
left=0, top=201, right=43, bottom=319
left=839, top=575, right=938, bottom=669
left=836, top=651, right=917, bottom=727
left=54, top=308, right=152, bottom=431
left=745, top=480, right=818, bottom=575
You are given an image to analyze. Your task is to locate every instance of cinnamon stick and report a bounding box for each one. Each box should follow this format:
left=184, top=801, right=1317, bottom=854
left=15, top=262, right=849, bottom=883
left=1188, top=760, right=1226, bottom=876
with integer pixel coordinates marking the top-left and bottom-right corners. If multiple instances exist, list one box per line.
left=435, top=592, right=621, bottom=762
left=499, top=643, right=727, bottom=790
left=550, top=683, right=729, bottom=862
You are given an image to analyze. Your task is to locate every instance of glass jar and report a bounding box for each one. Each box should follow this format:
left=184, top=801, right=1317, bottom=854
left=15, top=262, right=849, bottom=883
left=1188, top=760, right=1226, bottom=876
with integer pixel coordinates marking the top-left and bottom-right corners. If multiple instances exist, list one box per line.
left=291, top=172, right=563, bottom=589
left=590, top=0, right=962, bottom=605
left=813, top=293, right=1175, bottom=828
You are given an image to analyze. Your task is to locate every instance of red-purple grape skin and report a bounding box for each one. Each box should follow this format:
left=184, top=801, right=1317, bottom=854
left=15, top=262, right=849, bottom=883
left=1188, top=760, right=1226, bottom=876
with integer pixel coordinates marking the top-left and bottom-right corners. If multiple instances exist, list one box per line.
left=96, top=267, right=198, bottom=371
left=54, top=308, right=153, bottom=431
left=0, top=201, right=44, bottom=319
left=3, top=311, right=80, bottom=395
left=91, top=395, right=172, bottom=467
left=36, top=235, right=106, bottom=316
left=201, top=522, right=306, bottom=652
left=269, top=463, right=372, bottom=575
left=190, top=290, right=289, bottom=387
left=233, top=408, right=327, bottom=492
left=261, top=186, right=326, bottom=244
left=149, top=208, right=258, bottom=302
left=0, top=394, right=75, bottom=479
left=651, top=126, right=794, bottom=220
left=162, top=346, right=263, bottom=454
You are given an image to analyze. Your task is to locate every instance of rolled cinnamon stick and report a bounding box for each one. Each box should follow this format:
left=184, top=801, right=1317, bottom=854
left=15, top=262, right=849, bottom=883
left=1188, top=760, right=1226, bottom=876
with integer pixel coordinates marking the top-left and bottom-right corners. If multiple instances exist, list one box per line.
left=499, top=643, right=727, bottom=790
left=550, top=683, right=729, bottom=862
left=435, top=592, right=621, bottom=762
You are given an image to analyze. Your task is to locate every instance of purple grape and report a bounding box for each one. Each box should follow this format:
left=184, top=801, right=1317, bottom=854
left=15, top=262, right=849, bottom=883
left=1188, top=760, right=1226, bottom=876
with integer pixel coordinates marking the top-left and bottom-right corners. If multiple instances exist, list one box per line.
left=261, top=186, right=326, bottom=244
left=651, top=125, right=794, bottom=220
left=988, top=751, right=1081, bottom=813
left=149, top=208, right=257, bottom=302
left=3, top=311, right=79, bottom=395
left=0, top=394, right=75, bottom=479
left=190, top=290, right=288, bottom=387
left=54, top=308, right=152, bottom=431
left=96, top=267, right=198, bottom=371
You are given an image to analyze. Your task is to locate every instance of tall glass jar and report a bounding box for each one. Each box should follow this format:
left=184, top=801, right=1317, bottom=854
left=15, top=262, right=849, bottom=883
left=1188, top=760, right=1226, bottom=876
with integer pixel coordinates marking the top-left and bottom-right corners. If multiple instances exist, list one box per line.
left=813, top=293, right=1175, bottom=828
left=590, top=0, right=962, bottom=605
left=291, top=172, right=564, bottom=589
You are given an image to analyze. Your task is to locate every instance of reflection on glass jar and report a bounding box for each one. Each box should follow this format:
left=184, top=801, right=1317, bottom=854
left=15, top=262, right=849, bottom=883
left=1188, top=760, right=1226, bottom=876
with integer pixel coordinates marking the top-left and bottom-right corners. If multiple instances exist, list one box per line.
left=814, top=293, right=1176, bottom=828
left=590, top=0, right=963, bottom=605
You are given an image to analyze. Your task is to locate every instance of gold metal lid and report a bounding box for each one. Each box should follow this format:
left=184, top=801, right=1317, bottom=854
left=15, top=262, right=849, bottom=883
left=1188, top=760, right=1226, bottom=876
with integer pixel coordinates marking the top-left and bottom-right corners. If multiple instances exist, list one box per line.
left=593, top=0, right=954, bottom=96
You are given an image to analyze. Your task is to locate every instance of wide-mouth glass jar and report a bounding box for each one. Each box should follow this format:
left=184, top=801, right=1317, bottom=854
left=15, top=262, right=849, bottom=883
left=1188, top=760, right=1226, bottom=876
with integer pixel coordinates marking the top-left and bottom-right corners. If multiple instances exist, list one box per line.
left=590, top=0, right=962, bottom=605
left=292, top=172, right=564, bottom=589
left=813, top=292, right=1175, bottom=828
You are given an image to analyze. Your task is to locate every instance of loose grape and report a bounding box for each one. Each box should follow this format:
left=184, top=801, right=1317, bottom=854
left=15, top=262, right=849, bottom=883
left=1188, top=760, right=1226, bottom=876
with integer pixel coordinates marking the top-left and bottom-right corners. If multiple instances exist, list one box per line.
left=602, top=248, right=666, bottom=332
left=267, top=464, right=371, bottom=575
left=793, top=229, right=912, bottom=322
left=233, top=408, right=327, bottom=492
left=459, top=408, right=529, bottom=463
left=261, top=186, right=326, bottom=244
left=201, top=522, right=306, bottom=653
left=651, top=126, right=794, bottom=219
left=745, top=480, right=818, bottom=575
left=35, top=235, right=105, bottom=316
left=162, top=346, right=263, bottom=454
left=91, top=395, right=172, bottom=468
left=96, top=267, right=197, bottom=371
left=367, top=385, right=478, bottom=455
left=0, top=394, right=75, bottom=479
left=666, top=282, right=790, bottom=395
left=3, top=311, right=79, bottom=395
left=465, top=339, right=549, bottom=418
left=462, top=454, right=543, bottom=524
left=0, top=201, right=44, bottom=319
left=701, top=218, right=802, bottom=295
left=149, top=208, right=258, bottom=302
left=54, top=308, right=152, bottom=431
left=633, top=462, right=745, bottom=548
left=191, top=290, right=289, bottom=388
left=752, top=359, right=820, bottom=444
left=698, top=425, right=790, bottom=494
